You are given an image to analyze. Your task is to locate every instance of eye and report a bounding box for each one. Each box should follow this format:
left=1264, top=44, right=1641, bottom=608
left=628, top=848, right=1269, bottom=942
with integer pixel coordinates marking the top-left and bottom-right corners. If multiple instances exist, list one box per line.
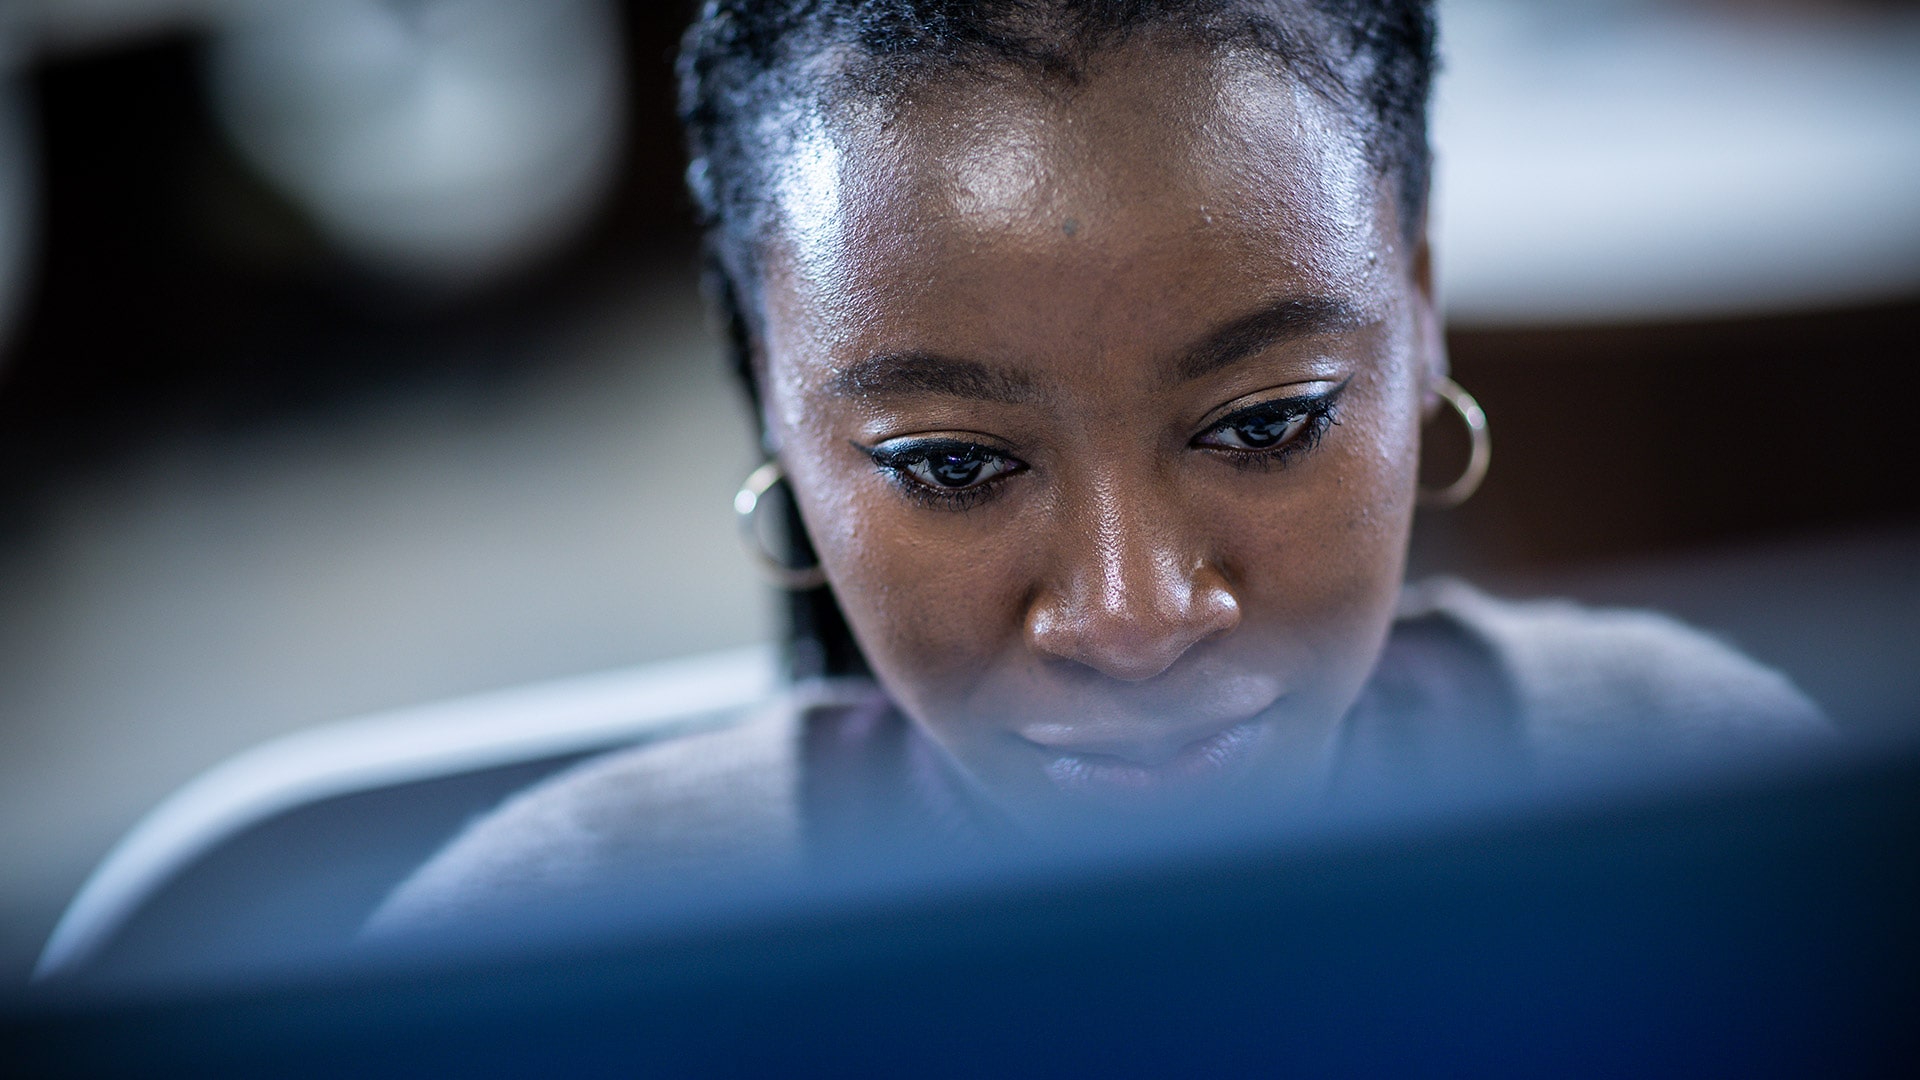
left=1192, top=382, right=1347, bottom=467
left=1198, top=406, right=1311, bottom=451
left=903, top=446, right=1019, bottom=490
left=860, top=437, right=1027, bottom=502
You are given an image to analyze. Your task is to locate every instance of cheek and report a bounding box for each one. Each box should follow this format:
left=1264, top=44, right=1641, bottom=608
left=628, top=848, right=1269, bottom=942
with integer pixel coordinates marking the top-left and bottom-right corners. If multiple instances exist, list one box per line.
left=1217, top=370, right=1421, bottom=695
left=782, top=440, right=1031, bottom=710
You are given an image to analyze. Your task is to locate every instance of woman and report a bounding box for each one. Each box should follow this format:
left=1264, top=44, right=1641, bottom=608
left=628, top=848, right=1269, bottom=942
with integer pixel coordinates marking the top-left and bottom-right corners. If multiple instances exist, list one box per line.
left=370, top=0, right=1820, bottom=934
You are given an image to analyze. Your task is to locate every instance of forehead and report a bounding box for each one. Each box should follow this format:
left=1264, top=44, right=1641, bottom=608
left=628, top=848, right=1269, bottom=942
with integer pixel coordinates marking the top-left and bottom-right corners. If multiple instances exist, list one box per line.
left=761, top=39, right=1394, bottom=368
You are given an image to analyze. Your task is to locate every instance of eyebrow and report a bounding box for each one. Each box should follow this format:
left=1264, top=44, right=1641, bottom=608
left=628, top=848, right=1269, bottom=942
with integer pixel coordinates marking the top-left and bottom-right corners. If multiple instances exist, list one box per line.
left=827, top=295, right=1369, bottom=404
left=830, top=351, right=1039, bottom=405
left=1172, top=295, right=1372, bottom=383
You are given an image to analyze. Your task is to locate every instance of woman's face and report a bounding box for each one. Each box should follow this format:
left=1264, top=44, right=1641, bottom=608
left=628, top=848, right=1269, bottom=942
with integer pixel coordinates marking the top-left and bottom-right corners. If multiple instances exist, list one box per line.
left=756, top=41, right=1443, bottom=823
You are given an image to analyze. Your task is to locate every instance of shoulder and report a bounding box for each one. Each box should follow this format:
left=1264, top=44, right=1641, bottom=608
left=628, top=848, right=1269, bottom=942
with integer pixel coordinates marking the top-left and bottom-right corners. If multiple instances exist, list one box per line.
left=366, top=698, right=809, bottom=940
left=1401, top=578, right=1829, bottom=769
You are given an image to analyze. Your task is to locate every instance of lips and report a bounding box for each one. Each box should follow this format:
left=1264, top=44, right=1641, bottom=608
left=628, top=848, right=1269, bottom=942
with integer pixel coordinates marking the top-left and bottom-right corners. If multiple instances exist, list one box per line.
left=1035, top=719, right=1266, bottom=801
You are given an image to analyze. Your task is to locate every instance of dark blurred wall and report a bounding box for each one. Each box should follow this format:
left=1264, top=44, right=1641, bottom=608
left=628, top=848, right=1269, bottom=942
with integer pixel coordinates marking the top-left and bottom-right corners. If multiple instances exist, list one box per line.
left=1420, top=299, right=1920, bottom=576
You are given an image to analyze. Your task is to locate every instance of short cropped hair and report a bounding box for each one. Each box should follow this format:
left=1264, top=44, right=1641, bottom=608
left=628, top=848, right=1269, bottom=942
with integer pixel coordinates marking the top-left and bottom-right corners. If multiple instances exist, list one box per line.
left=680, top=1, right=1437, bottom=310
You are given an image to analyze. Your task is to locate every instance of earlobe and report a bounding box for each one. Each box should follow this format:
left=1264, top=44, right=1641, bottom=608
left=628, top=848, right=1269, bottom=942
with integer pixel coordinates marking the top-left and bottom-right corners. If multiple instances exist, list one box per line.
left=1409, top=236, right=1449, bottom=418
left=746, top=338, right=786, bottom=458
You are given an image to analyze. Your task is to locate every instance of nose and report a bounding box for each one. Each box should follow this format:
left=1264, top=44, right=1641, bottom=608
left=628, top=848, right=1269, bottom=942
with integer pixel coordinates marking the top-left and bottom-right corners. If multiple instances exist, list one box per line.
left=1024, top=481, right=1241, bottom=682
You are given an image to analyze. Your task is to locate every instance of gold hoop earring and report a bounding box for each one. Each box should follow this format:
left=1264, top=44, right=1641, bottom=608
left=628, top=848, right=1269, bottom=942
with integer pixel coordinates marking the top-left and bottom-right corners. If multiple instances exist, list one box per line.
left=734, top=461, right=829, bottom=590
left=1417, top=377, right=1491, bottom=509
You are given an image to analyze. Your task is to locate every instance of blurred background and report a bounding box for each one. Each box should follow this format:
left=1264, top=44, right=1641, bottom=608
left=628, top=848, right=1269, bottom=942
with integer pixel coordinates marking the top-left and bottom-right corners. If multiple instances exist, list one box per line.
left=0, top=0, right=1915, bottom=986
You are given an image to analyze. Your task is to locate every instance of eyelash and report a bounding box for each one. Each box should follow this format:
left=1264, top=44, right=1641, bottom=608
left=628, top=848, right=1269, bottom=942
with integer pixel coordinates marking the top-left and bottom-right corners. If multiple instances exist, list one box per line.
left=859, top=438, right=1028, bottom=510
left=1191, top=387, right=1345, bottom=472
left=859, top=383, right=1345, bottom=510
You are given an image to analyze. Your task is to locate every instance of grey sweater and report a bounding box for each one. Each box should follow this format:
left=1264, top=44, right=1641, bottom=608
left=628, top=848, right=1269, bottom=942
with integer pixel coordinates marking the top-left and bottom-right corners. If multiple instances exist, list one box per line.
left=366, top=581, right=1825, bottom=939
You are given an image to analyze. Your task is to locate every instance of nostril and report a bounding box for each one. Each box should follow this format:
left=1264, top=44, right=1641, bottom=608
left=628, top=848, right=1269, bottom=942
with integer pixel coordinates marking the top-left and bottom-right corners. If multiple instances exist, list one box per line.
left=1094, top=639, right=1191, bottom=683
left=1030, top=616, right=1174, bottom=681
left=1025, top=577, right=1240, bottom=682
